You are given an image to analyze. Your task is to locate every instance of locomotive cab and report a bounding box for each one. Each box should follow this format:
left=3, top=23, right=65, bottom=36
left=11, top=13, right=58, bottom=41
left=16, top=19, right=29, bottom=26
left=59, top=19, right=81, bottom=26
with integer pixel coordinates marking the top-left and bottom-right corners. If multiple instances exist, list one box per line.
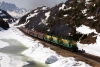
left=69, top=40, right=78, bottom=51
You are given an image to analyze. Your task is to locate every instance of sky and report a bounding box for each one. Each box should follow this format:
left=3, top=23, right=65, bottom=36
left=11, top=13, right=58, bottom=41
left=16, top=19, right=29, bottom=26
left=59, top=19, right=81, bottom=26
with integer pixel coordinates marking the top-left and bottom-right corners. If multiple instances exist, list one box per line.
left=0, top=0, right=67, bottom=9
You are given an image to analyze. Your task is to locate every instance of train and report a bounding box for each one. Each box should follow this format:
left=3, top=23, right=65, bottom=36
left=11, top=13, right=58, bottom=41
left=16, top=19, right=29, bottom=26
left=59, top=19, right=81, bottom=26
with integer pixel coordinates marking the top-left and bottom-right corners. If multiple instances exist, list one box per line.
left=18, top=27, right=78, bottom=51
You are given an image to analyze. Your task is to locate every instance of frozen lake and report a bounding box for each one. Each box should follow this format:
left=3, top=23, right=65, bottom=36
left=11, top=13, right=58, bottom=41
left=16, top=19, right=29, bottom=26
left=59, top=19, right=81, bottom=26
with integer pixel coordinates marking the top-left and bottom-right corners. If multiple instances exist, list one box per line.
left=0, top=39, right=48, bottom=67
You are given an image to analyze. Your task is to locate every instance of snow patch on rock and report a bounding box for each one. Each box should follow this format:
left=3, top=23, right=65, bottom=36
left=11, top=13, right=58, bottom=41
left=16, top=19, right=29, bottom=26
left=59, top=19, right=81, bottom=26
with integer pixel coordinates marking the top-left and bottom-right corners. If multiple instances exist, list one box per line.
left=76, top=25, right=97, bottom=34
left=59, top=4, right=66, bottom=10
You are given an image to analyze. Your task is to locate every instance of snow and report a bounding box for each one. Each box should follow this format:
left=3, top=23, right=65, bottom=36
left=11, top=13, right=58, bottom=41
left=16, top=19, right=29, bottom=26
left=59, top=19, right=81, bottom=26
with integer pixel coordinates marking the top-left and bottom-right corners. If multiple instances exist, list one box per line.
left=45, top=11, right=51, bottom=20
left=3, top=18, right=8, bottom=22
left=34, top=10, right=38, bottom=13
left=63, top=14, right=68, bottom=17
left=47, top=29, right=50, bottom=32
left=18, top=12, right=38, bottom=26
left=22, top=44, right=91, bottom=67
left=65, top=7, right=72, bottom=11
left=26, top=13, right=38, bottom=21
left=81, top=9, right=87, bottom=14
left=94, top=4, right=96, bottom=7
left=49, top=57, right=90, bottom=67
left=7, top=11, right=27, bottom=18
left=20, top=20, right=30, bottom=27
left=0, top=11, right=2, bottom=13
left=0, top=40, right=9, bottom=48
left=76, top=25, right=100, bottom=56
left=77, top=36, right=100, bottom=57
left=38, top=19, right=47, bottom=25
left=0, top=14, right=6, bottom=16
left=59, top=4, right=66, bottom=10
left=85, top=0, right=91, bottom=5
left=85, top=0, right=90, bottom=4
left=41, top=7, right=47, bottom=10
left=0, top=22, right=92, bottom=67
left=7, top=9, right=31, bottom=18
left=0, top=53, right=27, bottom=67
left=76, top=25, right=97, bottom=34
left=39, top=11, right=50, bottom=25
left=59, top=4, right=73, bottom=11
left=87, top=16, right=95, bottom=19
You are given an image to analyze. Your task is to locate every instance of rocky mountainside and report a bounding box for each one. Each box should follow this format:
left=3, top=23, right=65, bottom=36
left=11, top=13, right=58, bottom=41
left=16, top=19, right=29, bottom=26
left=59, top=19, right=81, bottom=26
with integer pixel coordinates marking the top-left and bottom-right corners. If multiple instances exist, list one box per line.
left=0, top=9, right=12, bottom=19
left=0, top=1, right=30, bottom=18
left=0, top=9, right=13, bottom=30
left=18, top=0, right=100, bottom=44
left=0, top=19, right=9, bottom=30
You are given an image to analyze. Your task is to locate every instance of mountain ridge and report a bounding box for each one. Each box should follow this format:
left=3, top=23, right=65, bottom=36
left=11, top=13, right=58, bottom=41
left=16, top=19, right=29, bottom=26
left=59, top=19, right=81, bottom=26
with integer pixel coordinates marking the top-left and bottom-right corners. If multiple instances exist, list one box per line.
left=0, top=1, right=31, bottom=18
left=18, top=0, right=100, bottom=44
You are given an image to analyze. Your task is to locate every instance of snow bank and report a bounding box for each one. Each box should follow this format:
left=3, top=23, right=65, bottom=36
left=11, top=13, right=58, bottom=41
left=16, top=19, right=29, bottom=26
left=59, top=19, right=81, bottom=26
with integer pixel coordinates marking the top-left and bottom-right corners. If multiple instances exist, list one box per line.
left=76, top=25, right=100, bottom=56
left=77, top=34, right=100, bottom=56
left=22, top=40, right=91, bottom=67
left=76, top=25, right=97, bottom=34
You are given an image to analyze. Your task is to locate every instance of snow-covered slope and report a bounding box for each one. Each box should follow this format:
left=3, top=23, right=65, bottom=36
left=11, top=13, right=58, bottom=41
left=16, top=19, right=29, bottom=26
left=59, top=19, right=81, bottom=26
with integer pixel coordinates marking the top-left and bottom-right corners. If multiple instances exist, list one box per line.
left=0, top=22, right=91, bottom=67
left=76, top=25, right=100, bottom=56
left=0, top=1, right=30, bottom=18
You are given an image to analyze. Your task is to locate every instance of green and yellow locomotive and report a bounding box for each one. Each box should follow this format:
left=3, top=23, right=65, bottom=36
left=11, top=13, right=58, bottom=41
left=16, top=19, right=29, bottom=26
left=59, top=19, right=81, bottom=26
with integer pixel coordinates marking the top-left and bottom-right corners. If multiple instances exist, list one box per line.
left=44, top=34, right=78, bottom=51
left=19, top=27, right=78, bottom=52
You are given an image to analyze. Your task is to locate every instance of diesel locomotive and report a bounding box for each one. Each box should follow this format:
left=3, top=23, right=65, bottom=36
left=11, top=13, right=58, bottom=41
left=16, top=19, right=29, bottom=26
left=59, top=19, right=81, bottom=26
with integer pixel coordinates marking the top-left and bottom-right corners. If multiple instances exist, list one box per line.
left=19, top=27, right=78, bottom=51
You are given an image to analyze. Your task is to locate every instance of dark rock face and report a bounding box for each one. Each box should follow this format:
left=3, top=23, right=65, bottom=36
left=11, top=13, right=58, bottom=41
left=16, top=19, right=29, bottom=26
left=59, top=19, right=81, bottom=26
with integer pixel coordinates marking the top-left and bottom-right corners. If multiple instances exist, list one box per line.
left=0, top=19, right=9, bottom=30
left=18, top=0, right=100, bottom=44
left=0, top=9, right=13, bottom=30
left=0, top=9, right=13, bottom=19
left=80, top=33, right=97, bottom=44
left=18, top=6, right=51, bottom=33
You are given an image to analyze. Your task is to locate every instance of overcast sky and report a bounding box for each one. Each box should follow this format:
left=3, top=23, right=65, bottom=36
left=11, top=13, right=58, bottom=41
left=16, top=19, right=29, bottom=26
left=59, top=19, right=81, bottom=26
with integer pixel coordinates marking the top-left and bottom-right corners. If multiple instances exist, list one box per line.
left=0, top=0, right=67, bottom=9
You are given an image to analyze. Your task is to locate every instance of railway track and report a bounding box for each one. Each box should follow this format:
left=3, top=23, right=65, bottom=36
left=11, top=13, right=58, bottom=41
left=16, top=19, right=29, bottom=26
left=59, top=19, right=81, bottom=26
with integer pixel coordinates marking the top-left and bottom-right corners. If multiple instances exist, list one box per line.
left=35, top=37, right=100, bottom=66
left=41, top=40, right=100, bottom=67
left=18, top=28, right=100, bottom=67
left=77, top=50, right=100, bottom=63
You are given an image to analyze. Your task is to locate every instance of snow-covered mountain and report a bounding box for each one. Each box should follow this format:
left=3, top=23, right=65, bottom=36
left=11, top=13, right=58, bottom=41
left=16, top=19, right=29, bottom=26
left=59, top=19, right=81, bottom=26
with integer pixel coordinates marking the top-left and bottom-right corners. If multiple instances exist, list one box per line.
left=17, top=0, right=100, bottom=57
left=0, top=1, right=30, bottom=18
left=0, top=9, right=12, bottom=19
left=0, top=9, right=13, bottom=30
left=18, top=0, right=100, bottom=43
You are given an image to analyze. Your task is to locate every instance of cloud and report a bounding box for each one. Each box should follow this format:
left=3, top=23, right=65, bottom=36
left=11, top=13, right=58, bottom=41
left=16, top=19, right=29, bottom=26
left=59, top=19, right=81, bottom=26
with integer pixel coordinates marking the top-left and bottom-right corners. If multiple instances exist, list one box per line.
left=1, top=0, right=67, bottom=9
